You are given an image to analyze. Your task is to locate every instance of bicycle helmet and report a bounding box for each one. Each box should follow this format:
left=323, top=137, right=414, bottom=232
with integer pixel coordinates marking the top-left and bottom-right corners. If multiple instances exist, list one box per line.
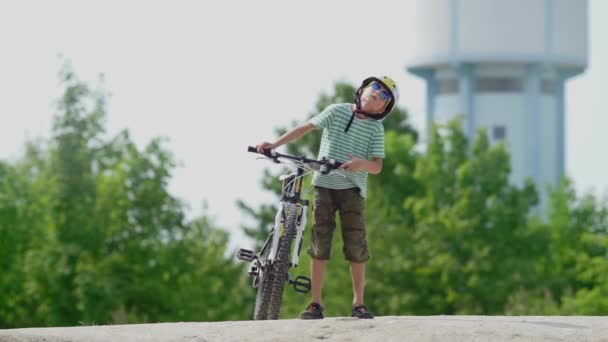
left=345, top=75, right=399, bottom=133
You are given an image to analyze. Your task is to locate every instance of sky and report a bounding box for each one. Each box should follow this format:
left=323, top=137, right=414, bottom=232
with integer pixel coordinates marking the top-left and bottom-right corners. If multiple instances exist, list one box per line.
left=0, top=0, right=606, bottom=250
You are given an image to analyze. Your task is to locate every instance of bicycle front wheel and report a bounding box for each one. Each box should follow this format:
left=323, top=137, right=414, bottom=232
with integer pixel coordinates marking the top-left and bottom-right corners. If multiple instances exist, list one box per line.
left=253, top=234, right=273, bottom=320
left=266, top=203, right=298, bottom=319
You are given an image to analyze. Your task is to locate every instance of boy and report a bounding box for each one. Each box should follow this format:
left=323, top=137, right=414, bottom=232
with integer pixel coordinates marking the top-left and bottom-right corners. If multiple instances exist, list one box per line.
left=256, top=76, right=399, bottom=319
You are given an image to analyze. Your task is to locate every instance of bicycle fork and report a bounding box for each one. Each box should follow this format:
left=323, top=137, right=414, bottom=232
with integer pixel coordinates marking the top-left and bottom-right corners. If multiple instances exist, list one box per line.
left=268, top=202, right=307, bottom=265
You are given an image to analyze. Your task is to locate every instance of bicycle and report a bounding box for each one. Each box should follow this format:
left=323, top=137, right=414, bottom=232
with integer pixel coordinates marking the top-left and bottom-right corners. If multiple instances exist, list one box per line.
left=236, top=146, right=343, bottom=320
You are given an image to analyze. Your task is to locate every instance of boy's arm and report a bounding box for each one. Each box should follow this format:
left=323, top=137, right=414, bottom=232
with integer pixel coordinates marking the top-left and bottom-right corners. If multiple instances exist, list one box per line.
left=340, top=155, right=383, bottom=174
left=256, top=122, right=316, bottom=153
left=367, top=157, right=383, bottom=174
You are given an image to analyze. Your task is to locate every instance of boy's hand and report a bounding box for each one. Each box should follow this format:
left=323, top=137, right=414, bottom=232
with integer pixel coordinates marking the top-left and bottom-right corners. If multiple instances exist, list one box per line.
left=340, top=153, right=366, bottom=172
left=256, top=142, right=275, bottom=154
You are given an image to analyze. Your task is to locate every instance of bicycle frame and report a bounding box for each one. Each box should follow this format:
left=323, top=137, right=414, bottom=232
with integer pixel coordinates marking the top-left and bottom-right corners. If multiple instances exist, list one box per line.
left=237, top=147, right=343, bottom=318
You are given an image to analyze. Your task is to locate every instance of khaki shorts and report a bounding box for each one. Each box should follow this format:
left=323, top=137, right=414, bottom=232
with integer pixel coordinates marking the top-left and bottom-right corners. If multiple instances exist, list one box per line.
left=307, top=186, right=369, bottom=263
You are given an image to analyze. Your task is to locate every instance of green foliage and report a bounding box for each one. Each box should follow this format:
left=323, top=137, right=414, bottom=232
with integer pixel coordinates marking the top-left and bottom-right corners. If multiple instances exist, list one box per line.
left=3, top=70, right=607, bottom=327
left=0, top=64, right=251, bottom=328
left=514, top=180, right=608, bottom=315
left=369, top=119, right=542, bottom=315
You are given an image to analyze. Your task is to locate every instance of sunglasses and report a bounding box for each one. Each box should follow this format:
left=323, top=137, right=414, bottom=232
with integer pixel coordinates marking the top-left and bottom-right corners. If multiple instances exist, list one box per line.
left=370, top=82, right=391, bottom=101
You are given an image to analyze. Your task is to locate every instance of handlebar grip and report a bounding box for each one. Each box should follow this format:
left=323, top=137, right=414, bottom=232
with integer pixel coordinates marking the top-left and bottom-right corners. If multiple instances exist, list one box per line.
left=248, top=145, right=274, bottom=159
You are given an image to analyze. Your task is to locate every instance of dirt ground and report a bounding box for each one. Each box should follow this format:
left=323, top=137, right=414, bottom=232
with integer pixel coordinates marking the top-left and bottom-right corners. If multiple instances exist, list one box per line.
left=1, top=315, right=607, bottom=342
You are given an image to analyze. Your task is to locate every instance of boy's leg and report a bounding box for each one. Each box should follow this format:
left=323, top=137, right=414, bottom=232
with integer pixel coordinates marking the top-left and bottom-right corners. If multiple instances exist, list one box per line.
left=350, top=261, right=366, bottom=306
left=307, top=187, right=336, bottom=305
left=311, top=257, right=327, bottom=305
left=301, top=187, right=336, bottom=319
left=337, top=188, right=373, bottom=318
left=300, top=258, right=326, bottom=319
left=351, top=260, right=374, bottom=318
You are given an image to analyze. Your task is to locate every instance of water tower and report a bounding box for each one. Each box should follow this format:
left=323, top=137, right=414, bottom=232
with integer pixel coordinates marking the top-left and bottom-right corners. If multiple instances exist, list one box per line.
left=407, top=0, right=588, bottom=192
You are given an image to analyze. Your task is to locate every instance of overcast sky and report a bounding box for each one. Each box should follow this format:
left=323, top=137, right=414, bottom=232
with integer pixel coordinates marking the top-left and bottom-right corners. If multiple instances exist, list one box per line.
left=1, top=0, right=606, bottom=249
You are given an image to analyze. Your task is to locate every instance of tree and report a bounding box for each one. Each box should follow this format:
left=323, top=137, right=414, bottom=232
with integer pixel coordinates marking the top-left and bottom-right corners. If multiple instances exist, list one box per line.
left=367, top=119, right=541, bottom=315
left=0, top=62, right=251, bottom=328
left=505, top=179, right=608, bottom=315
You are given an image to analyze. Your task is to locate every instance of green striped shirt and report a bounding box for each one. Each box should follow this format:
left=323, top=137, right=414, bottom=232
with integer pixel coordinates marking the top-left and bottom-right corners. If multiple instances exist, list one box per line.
left=308, top=103, right=385, bottom=198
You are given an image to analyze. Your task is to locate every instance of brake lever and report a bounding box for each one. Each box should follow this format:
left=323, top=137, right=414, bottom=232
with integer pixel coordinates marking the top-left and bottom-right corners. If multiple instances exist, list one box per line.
left=318, top=157, right=342, bottom=175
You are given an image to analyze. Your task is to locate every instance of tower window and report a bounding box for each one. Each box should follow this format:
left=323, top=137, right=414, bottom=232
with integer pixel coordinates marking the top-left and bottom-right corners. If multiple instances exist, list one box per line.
left=493, top=126, right=506, bottom=141
left=476, top=78, right=523, bottom=92
left=438, top=79, right=459, bottom=94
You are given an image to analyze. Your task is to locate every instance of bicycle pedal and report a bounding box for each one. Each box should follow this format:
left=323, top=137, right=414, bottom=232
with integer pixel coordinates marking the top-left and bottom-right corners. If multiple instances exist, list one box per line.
left=236, top=248, right=255, bottom=262
left=289, top=275, right=311, bottom=293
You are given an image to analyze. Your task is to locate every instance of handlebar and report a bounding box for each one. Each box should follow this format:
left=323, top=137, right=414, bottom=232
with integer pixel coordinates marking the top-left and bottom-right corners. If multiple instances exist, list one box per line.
left=247, top=146, right=342, bottom=174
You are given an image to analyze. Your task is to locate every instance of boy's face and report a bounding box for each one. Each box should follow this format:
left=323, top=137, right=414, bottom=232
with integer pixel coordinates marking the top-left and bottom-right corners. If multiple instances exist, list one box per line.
left=360, top=81, right=391, bottom=114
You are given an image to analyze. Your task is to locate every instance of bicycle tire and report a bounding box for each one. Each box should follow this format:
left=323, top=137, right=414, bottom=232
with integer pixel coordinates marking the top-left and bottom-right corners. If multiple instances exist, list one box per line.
left=266, top=203, right=298, bottom=319
left=253, top=236, right=273, bottom=320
